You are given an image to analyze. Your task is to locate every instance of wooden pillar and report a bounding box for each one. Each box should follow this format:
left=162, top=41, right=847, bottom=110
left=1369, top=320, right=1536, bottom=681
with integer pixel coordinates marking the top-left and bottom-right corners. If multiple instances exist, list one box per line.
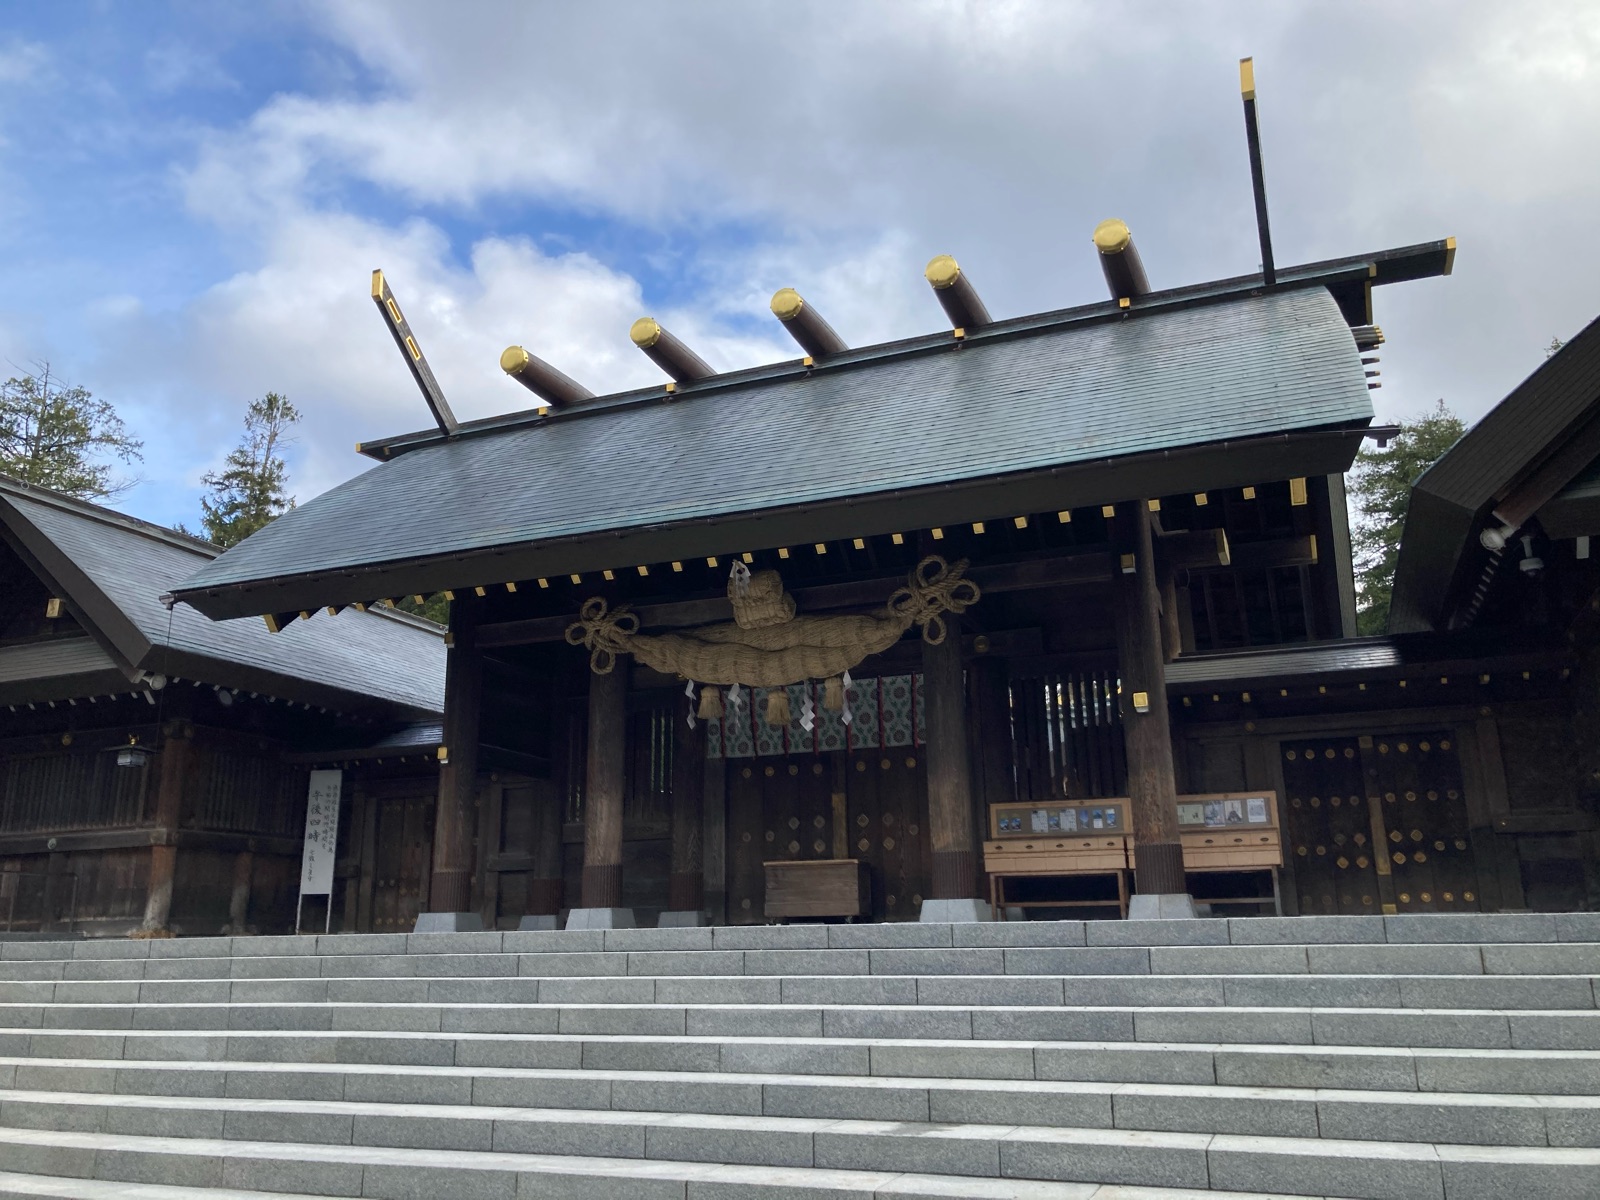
left=968, top=656, right=1013, bottom=808
left=702, top=755, right=728, bottom=924
left=1157, top=559, right=1184, bottom=662
left=478, top=780, right=502, bottom=929
left=668, top=712, right=706, bottom=913
left=428, top=598, right=482, bottom=913
left=527, top=778, right=565, bottom=916
left=925, top=614, right=980, bottom=899
left=1112, top=502, right=1185, bottom=896
left=141, top=727, right=191, bottom=932
left=581, top=664, right=628, bottom=909
left=228, top=849, right=254, bottom=933
left=356, top=781, right=378, bottom=932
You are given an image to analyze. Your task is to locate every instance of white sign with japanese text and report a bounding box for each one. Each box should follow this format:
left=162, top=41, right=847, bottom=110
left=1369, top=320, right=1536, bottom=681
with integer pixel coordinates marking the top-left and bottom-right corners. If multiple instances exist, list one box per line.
left=299, top=769, right=343, bottom=895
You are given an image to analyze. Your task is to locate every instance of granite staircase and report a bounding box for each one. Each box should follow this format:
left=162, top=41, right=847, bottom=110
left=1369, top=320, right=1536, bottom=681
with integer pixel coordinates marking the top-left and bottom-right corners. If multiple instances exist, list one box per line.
left=0, top=913, right=1591, bottom=1199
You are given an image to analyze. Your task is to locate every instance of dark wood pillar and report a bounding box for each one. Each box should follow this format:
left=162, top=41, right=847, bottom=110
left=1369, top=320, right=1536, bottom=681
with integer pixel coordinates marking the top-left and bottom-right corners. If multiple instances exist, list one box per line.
left=528, top=721, right=567, bottom=916
left=141, top=726, right=191, bottom=932
left=1113, top=502, right=1185, bottom=896
left=668, top=712, right=706, bottom=913
left=925, top=614, right=980, bottom=899
left=702, top=755, right=728, bottom=924
left=227, top=849, right=254, bottom=934
left=967, top=656, right=1013, bottom=809
left=428, top=598, right=482, bottom=913
left=1157, top=559, right=1184, bottom=662
left=581, top=664, right=628, bottom=909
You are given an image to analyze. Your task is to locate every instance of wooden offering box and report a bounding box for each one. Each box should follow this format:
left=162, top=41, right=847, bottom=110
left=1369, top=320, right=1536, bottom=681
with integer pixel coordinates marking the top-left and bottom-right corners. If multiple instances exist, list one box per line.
left=984, top=800, right=1131, bottom=874
left=763, top=859, right=870, bottom=922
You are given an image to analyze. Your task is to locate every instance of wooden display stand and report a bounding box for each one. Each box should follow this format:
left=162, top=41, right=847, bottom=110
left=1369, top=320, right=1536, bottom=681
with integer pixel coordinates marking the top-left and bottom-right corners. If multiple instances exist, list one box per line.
left=985, top=792, right=1284, bottom=919
left=983, top=800, right=1132, bottom=918
left=1143, top=790, right=1283, bottom=912
left=763, top=859, right=870, bottom=922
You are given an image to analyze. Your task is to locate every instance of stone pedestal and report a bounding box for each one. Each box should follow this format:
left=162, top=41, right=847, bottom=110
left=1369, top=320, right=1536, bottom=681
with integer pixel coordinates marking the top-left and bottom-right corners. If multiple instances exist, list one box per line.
left=919, top=898, right=994, bottom=923
left=1127, top=893, right=1198, bottom=921
left=565, top=907, right=635, bottom=930
left=412, top=912, right=484, bottom=933
left=516, top=914, right=560, bottom=932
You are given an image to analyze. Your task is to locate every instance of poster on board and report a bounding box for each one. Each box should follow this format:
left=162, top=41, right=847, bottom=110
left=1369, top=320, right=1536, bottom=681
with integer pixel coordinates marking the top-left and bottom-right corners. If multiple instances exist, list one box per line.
left=299, top=769, right=343, bottom=899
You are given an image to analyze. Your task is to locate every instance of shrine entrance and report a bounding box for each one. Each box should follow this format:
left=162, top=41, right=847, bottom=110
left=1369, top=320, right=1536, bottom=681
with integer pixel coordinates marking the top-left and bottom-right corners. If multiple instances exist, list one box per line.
left=1280, top=731, right=1478, bottom=915
left=366, top=786, right=435, bottom=931
left=718, top=674, right=932, bottom=923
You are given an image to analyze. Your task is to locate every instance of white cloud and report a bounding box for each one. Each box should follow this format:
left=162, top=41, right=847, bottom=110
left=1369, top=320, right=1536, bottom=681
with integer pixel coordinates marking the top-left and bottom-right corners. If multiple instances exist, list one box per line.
left=59, top=0, right=1600, bottom=527
left=0, top=40, right=47, bottom=86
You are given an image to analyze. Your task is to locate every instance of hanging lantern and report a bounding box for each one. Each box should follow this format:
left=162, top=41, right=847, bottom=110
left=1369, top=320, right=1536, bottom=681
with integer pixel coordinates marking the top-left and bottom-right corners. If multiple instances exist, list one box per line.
left=114, top=737, right=151, bottom=768
left=765, top=689, right=792, bottom=727
left=823, top=676, right=844, bottom=711
left=697, top=686, right=724, bottom=720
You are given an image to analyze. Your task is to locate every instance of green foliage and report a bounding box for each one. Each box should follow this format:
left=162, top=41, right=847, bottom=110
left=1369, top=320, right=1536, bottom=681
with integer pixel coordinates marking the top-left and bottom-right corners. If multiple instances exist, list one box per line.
left=199, top=393, right=301, bottom=548
left=0, top=365, right=143, bottom=498
left=1348, top=400, right=1467, bottom=635
left=395, top=594, right=450, bottom=626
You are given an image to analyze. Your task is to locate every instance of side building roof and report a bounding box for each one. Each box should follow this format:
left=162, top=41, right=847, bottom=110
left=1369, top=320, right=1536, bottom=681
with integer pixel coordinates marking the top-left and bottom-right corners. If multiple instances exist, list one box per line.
left=1390, top=311, right=1600, bottom=632
left=0, top=477, right=445, bottom=715
left=174, top=279, right=1385, bottom=621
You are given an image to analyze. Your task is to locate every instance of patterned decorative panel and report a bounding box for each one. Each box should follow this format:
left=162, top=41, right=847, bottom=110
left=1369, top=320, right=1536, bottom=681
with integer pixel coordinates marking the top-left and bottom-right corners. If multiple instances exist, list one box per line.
left=752, top=688, right=787, bottom=757
left=720, top=688, right=755, bottom=759
left=881, top=675, right=915, bottom=748
left=846, top=676, right=882, bottom=750
left=815, top=684, right=846, bottom=754
left=783, top=683, right=816, bottom=755
left=913, top=673, right=925, bottom=746
left=708, top=674, right=926, bottom=759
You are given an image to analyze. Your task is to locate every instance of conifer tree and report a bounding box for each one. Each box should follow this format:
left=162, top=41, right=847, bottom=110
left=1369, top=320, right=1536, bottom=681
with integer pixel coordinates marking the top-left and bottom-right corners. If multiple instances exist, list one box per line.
left=199, top=393, right=300, bottom=548
left=1348, top=400, right=1467, bottom=635
left=0, top=364, right=142, bottom=498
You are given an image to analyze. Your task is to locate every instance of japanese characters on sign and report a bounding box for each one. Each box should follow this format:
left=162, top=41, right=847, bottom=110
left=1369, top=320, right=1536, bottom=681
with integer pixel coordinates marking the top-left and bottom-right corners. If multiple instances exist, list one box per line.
left=299, top=769, right=343, bottom=895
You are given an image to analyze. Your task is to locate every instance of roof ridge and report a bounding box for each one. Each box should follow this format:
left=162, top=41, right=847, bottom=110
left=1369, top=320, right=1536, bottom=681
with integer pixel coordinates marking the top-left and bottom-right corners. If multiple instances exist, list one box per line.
left=358, top=239, right=1450, bottom=462
left=0, top=474, right=218, bottom=559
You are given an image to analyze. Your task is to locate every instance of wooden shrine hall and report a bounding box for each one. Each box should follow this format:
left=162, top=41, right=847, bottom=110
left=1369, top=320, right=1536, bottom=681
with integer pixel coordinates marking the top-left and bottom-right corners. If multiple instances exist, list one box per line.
left=171, top=189, right=1510, bottom=929
left=0, top=478, right=446, bottom=936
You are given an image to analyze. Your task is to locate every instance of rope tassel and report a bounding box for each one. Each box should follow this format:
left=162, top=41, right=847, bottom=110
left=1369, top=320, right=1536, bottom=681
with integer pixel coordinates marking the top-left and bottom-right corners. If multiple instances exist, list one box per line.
left=697, top=685, right=724, bottom=720
left=764, top=688, right=792, bottom=728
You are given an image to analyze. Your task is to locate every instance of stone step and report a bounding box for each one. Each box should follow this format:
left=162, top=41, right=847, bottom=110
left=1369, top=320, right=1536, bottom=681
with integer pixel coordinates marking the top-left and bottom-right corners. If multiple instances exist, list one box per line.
left=6, top=946, right=1600, bottom=985
left=0, top=1031, right=1596, bottom=1094
left=0, top=999, right=1594, bottom=1048
left=4, top=1064, right=1598, bottom=1150
left=0, top=1171, right=334, bottom=1199
left=0, top=1163, right=1360, bottom=1200
left=5, top=912, right=1595, bottom=964
left=3, top=1056, right=1597, bottom=1145
left=0, top=1119, right=1593, bottom=1198
left=12, top=970, right=1600, bottom=1009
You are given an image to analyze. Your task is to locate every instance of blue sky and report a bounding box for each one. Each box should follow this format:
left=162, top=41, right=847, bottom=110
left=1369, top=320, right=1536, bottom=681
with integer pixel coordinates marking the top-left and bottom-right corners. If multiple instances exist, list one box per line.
left=2, top=1, right=1598, bottom=532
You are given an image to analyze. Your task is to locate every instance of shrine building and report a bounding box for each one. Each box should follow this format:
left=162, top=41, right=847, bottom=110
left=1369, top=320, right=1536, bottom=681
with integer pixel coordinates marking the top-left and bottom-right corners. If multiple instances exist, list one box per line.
left=0, top=478, right=445, bottom=935
left=163, top=215, right=1600, bottom=932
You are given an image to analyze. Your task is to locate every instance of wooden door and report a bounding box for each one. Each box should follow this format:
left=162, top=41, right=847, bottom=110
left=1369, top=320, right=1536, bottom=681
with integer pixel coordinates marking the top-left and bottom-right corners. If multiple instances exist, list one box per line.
left=844, top=748, right=930, bottom=921
left=724, top=749, right=932, bottom=923
left=1281, top=737, right=1382, bottom=915
left=369, top=793, right=434, bottom=931
left=726, top=757, right=838, bottom=924
left=1364, top=732, right=1478, bottom=912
